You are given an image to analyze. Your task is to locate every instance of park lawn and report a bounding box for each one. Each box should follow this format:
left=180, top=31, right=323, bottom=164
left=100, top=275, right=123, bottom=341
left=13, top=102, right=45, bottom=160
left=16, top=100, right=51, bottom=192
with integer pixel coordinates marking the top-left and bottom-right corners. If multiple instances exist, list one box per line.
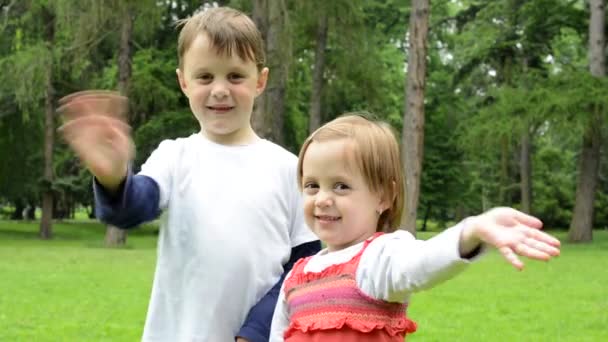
left=0, top=220, right=157, bottom=341
left=0, top=220, right=606, bottom=342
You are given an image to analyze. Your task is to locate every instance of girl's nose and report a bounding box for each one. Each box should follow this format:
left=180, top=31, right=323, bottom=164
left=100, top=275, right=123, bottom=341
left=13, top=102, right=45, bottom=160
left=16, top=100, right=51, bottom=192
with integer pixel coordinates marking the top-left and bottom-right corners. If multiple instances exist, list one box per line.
left=315, top=190, right=333, bottom=208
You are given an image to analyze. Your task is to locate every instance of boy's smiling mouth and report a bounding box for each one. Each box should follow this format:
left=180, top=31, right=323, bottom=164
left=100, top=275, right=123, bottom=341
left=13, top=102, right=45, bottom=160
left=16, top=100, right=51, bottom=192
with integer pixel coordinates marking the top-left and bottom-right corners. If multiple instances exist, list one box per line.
left=207, top=105, right=235, bottom=112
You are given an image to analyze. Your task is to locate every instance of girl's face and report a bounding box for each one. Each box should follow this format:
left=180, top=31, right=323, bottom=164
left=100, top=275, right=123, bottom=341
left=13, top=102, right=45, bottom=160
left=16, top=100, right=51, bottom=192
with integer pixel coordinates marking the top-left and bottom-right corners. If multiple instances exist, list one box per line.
left=301, top=139, right=388, bottom=251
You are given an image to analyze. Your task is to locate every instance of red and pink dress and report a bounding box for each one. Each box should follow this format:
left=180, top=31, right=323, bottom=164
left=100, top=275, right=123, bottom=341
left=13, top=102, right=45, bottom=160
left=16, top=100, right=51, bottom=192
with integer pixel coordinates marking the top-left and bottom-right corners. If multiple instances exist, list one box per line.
left=282, top=234, right=417, bottom=341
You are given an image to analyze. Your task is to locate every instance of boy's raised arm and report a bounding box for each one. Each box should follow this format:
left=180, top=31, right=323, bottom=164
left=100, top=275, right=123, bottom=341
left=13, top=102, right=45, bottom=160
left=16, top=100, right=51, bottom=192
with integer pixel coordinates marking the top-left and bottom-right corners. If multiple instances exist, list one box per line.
left=94, top=170, right=162, bottom=229
left=58, top=90, right=133, bottom=193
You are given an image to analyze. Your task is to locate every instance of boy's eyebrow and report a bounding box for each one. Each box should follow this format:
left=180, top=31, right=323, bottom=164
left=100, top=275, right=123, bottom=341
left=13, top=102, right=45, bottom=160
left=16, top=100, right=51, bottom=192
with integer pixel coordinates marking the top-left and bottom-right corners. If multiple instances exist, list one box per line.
left=191, top=65, right=251, bottom=75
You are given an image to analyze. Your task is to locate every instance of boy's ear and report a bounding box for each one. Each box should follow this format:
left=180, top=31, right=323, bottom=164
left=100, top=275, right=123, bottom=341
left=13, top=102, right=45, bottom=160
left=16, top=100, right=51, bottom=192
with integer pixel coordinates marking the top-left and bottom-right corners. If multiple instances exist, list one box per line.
left=256, top=67, right=269, bottom=97
left=176, top=68, right=188, bottom=95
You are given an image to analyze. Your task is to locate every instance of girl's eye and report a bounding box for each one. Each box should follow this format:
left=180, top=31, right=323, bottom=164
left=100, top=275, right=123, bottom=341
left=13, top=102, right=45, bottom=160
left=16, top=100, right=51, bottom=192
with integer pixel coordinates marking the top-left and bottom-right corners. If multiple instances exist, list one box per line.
left=334, top=183, right=350, bottom=191
left=303, top=182, right=319, bottom=194
left=303, top=182, right=318, bottom=189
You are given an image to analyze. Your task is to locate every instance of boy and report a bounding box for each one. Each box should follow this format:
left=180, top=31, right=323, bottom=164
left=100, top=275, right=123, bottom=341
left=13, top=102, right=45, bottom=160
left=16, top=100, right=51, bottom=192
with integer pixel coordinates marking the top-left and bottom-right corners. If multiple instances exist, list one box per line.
left=59, top=7, right=320, bottom=342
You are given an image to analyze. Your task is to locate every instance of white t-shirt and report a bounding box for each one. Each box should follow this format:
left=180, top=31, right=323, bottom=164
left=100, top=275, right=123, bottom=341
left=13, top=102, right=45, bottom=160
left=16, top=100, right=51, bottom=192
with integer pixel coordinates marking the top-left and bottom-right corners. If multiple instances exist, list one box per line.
left=270, top=223, right=480, bottom=341
left=138, top=133, right=317, bottom=341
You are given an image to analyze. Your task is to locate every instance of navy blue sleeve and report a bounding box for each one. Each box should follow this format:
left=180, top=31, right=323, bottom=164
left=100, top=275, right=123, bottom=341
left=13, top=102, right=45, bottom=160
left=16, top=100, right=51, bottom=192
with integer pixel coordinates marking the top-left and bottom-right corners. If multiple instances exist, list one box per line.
left=94, top=170, right=161, bottom=229
left=236, top=240, right=321, bottom=342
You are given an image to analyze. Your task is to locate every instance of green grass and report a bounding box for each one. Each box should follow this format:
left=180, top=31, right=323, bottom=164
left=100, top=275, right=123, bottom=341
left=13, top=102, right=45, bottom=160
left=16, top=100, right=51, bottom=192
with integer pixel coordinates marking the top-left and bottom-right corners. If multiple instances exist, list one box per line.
left=409, top=230, right=608, bottom=342
left=0, top=220, right=606, bottom=341
left=0, top=220, right=157, bottom=341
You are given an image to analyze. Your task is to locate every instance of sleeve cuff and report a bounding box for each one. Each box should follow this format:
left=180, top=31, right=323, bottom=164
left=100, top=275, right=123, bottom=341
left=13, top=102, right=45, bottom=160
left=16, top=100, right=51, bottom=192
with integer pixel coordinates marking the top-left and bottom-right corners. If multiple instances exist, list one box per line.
left=93, top=167, right=132, bottom=210
left=456, top=217, right=488, bottom=261
left=236, top=327, right=266, bottom=342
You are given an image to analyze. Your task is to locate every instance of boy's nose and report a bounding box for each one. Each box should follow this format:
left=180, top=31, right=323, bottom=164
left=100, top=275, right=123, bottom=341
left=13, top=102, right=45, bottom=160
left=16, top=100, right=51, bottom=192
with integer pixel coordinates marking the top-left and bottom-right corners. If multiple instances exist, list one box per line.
left=211, top=82, right=229, bottom=99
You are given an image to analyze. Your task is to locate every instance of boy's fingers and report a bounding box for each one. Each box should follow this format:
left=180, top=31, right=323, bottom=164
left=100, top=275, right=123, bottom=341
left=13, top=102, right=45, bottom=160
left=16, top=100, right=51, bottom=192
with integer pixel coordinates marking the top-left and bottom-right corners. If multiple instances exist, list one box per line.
left=58, top=116, right=131, bottom=142
left=58, top=93, right=128, bottom=121
left=58, top=90, right=119, bottom=105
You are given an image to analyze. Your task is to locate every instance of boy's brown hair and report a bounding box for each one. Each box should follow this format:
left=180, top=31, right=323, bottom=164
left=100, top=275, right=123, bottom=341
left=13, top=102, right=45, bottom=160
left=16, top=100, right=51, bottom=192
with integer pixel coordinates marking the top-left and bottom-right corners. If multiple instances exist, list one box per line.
left=176, top=7, right=265, bottom=70
left=297, top=114, right=405, bottom=232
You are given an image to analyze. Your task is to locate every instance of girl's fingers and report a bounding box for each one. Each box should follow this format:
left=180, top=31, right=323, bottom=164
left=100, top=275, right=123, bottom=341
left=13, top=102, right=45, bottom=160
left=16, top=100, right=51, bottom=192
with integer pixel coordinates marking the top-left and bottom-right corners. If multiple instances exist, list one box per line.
left=514, top=242, right=553, bottom=261
left=507, top=208, right=543, bottom=229
left=499, top=246, right=524, bottom=270
left=522, top=237, right=560, bottom=257
left=523, top=227, right=561, bottom=248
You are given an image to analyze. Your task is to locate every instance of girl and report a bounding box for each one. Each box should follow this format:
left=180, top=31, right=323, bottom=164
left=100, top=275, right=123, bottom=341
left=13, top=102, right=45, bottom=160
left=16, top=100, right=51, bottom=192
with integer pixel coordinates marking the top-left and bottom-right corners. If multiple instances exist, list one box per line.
left=269, top=114, right=560, bottom=341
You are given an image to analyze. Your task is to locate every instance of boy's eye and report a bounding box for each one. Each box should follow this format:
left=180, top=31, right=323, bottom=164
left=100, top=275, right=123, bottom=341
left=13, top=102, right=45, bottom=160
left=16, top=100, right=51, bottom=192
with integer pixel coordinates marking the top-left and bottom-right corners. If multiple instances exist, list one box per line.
left=197, top=74, right=213, bottom=83
left=228, top=73, right=245, bottom=82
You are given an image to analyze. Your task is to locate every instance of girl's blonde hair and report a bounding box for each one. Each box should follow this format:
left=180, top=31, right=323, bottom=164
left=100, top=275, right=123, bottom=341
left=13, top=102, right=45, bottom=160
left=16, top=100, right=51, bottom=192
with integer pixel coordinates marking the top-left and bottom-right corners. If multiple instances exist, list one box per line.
left=297, top=114, right=405, bottom=232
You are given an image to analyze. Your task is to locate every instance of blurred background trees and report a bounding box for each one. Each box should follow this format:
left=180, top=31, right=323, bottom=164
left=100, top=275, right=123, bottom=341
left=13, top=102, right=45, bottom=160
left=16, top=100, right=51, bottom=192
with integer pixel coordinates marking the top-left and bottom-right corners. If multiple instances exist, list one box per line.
left=0, top=0, right=605, bottom=243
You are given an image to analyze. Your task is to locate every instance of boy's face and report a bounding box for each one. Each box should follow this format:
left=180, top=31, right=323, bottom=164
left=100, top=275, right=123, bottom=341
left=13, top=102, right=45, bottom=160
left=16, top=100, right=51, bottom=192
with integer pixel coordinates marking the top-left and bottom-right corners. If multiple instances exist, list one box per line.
left=177, top=33, right=268, bottom=145
left=301, top=139, right=388, bottom=252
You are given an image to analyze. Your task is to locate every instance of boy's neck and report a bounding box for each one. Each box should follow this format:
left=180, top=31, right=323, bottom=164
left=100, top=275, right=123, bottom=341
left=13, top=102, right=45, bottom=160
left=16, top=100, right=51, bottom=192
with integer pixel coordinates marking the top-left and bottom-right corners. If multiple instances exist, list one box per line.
left=199, top=127, right=260, bottom=146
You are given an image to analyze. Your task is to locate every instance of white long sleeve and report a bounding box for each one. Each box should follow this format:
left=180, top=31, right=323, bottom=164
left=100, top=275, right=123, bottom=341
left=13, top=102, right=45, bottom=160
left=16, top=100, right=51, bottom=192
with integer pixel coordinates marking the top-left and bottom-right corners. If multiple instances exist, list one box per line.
left=356, top=223, right=479, bottom=302
left=269, top=274, right=290, bottom=342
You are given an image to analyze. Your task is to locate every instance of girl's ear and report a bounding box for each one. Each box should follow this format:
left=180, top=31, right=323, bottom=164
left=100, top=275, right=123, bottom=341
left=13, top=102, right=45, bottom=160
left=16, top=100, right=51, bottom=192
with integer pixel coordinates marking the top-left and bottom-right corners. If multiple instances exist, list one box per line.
left=377, top=181, right=397, bottom=214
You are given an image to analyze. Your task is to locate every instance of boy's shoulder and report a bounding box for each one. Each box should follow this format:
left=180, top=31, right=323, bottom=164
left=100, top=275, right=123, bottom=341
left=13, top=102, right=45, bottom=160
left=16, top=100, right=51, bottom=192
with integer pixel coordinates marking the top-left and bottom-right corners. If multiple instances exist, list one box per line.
left=255, top=139, right=300, bottom=170
left=257, top=139, right=297, bottom=159
left=154, top=133, right=199, bottom=149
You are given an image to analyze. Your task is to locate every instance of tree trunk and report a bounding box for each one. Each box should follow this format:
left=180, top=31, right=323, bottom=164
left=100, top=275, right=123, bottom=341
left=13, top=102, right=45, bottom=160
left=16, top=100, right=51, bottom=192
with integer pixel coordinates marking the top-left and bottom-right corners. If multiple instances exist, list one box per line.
left=308, top=12, right=328, bottom=134
left=105, top=4, right=134, bottom=247
left=401, top=0, right=430, bottom=235
left=117, top=5, right=133, bottom=112
left=499, top=135, right=510, bottom=205
left=39, top=5, right=55, bottom=240
left=568, top=117, right=602, bottom=242
left=568, top=0, right=605, bottom=242
left=252, top=0, right=289, bottom=145
left=520, top=125, right=532, bottom=213
left=10, top=198, right=24, bottom=220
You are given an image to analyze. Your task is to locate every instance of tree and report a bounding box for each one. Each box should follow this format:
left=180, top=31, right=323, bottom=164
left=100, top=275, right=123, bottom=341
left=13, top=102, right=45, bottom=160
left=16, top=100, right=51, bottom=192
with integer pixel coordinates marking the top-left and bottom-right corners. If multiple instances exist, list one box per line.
left=252, top=0, right=290, bottom=144
left=39, top=3, right=56, bottom=239
left=105, top=1, right=135, bottom=247
left=568, top=0, right=605, bottom=242
left=307, top=11, right=328, bottom=134
left=401, top=0, right=430, bottom=234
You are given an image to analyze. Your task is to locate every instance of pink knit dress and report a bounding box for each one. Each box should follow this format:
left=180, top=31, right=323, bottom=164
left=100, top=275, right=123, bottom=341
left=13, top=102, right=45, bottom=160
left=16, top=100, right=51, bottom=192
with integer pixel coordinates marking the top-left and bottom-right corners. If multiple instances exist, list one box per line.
left=282, top=234, right=417, bottom=341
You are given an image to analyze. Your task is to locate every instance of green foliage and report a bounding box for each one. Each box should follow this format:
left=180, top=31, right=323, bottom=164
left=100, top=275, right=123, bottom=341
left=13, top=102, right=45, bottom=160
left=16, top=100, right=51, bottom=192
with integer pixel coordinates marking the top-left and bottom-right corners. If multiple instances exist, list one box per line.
left=0, top=0, right=604, bottom=228
left=133, top=110, right=198, bottom=168
left=532, top=140, right=576, bottom=227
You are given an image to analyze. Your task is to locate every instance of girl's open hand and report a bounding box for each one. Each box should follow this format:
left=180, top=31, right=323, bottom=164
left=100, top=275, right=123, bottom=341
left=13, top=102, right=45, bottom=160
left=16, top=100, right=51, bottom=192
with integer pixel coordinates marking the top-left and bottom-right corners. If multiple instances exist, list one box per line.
left=58, top=90, right=134, bottom=192
left=460, top=207, right=561, bottom=270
